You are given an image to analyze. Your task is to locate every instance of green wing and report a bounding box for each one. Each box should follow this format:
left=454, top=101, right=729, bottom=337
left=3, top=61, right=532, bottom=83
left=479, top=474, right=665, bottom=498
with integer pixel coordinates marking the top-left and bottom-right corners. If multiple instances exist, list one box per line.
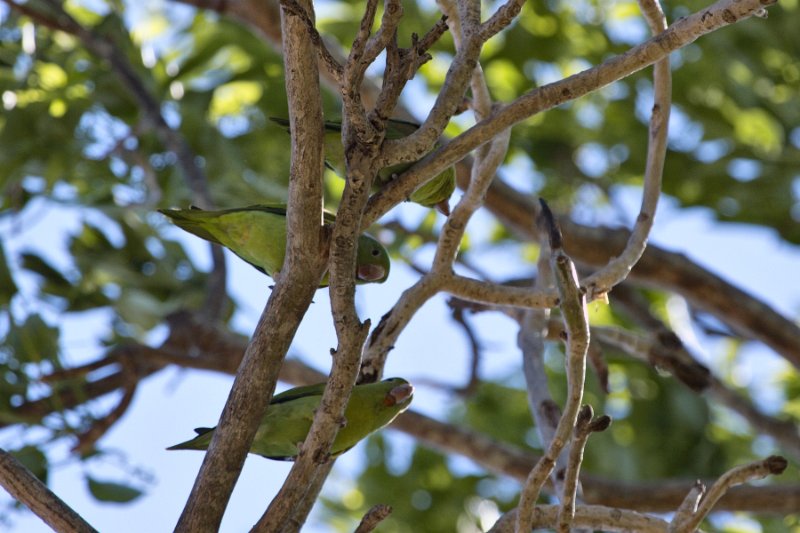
left=157, top=207, right=223, bottom=245
left=270, top=382, right=326, bottom=405
left=159, top=205, right=290, bottom=276
left=161, top=203, right=389, bottom=284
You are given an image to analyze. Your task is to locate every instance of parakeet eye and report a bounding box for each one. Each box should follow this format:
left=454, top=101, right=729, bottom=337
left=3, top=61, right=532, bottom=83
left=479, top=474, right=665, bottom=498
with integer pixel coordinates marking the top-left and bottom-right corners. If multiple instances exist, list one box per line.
left=371, top=248, right=380, bottom=256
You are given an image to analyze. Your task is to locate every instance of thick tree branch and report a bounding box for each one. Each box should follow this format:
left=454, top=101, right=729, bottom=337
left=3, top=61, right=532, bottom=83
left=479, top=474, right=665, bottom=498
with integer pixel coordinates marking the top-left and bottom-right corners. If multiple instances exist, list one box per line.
left=0, top=449, right=97, bottom=533
left=173, top=0, right=327, bottom=528
left=490, top=504, right=669, bottom=533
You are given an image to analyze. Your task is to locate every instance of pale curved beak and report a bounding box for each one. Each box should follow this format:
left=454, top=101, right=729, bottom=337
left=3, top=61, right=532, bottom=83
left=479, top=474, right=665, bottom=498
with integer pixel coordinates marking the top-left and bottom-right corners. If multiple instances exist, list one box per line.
left=357, top=263, right=386, bottom=282
left=435, top=199, right=451, bottom=216
left=384, top=383, right=414, bottom=407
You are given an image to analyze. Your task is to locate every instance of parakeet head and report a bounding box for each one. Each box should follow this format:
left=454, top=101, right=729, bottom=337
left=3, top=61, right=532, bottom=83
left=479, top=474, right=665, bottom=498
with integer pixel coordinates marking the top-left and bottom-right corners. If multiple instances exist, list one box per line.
left=356, top=234, right=391, bottom=284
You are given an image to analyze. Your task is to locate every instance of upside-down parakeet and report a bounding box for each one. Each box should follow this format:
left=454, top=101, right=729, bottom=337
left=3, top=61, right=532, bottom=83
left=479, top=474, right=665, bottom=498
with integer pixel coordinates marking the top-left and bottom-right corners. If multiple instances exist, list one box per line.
left=270, top=117, right=455, bottom=215
left=168, top=378, right=414, bottom=460
left=159, top=204, right=389, bottom=285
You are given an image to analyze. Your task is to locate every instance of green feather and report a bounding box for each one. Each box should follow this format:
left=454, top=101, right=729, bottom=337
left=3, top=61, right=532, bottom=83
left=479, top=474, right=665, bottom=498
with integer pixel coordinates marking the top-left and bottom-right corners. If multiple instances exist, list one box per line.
left=270, top=117, right=455, bottom=215
left=167, top=378, right=414, bottom=460
left=159, top=204, right=389, bottom=285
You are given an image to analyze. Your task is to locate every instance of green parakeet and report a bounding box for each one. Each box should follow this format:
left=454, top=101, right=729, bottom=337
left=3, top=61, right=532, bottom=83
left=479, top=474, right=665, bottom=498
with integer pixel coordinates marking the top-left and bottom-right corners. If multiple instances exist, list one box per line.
left=168, top=378, right=414, bottom=460
left=159, top=204, right=389, bottom=285
left=270, top=117, right=456, bottom=215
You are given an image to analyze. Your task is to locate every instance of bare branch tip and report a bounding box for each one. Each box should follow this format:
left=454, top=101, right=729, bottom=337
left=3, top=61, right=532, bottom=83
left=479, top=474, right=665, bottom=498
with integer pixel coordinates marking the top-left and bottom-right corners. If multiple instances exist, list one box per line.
left=537, top=198, right=563, bottom=250
left=577, top=404, right=594, bottom=427
left=589, top=415, right=612, bottom=433
left=355, top=504, right=393, bottom=533
left=766, top=455, right=788, bottom=475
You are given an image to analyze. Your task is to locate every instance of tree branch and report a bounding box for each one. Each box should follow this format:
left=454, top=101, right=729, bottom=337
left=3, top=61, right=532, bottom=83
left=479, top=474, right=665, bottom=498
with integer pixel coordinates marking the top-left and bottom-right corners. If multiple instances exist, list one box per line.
left=667, top=481, right=705, bottom=533
left=579, top=0, right=671, bottom=301
left=173, top=0, right=327, bottom=528
left=557, top=408, right=611, bottom=532
left=12, top=335, right=800, bottom=515
left=670, top=456, right=788, bottom=532
left=354, top=504, right=393, bottom=533
left=362, top=0, right=776, bottom=228
left=516, top=201, right=591, bottom=532
left=490, top=504, right=669, bottom=533
left=0, top=449, right=97, bottom=533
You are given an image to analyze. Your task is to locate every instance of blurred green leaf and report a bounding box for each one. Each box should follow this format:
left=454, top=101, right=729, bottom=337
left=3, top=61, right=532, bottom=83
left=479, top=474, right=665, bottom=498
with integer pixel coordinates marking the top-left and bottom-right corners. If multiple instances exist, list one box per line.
left=10, top=446, right=48, bottom=485
left=86, top=476, right=143, bottom=503
left=0, top=241, right=18, bottom=306
left=5, top=314, right=59, bottom=365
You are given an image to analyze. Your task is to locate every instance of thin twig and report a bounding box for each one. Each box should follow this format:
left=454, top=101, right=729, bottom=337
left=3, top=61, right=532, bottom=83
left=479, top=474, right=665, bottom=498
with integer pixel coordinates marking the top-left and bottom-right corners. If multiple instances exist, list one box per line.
left=449, top=305, right=483, bottom=395
left=372, top=16, right=449, bottom=123
left=340, top=0, right=380, bottom=137
left=363, top=0, right=776, bottom=229
left=361, top=116, right=511, bottom=382
left=71, top=360, right=138, bottom=455
left=579, top=0, right=671, bottom=301
left=442, top=275, right=558, bottom=309
left=671, top=456, right=788, bottom=532
left=363, top=0, right=403, bottom=69
left=667, top=481, right=705, bottom=533
left=480, top=0, right=526, bottom=41
left=360, top=276, right=442, bottom=383
left=556, top=407, right=612, bottom=532
left=354, top=504, right=393, bottom=533
left=516, top=200, right=590, bottom=533
left=0, top=449, right=98, bottom=533
left=376, top=0, right=483, bottom=175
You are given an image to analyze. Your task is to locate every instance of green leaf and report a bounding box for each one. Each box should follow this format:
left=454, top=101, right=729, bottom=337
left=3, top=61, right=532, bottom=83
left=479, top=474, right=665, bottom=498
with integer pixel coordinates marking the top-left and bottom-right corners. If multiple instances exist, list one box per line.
left=10, top=446, right=48, bottom=484
left=20, top=252, right=73, bottom=291
left=0, top=240, right=18, bottom=306
left=86, top=476, right=143, bottom=503
left=5, top=314, right=59, bottom=364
